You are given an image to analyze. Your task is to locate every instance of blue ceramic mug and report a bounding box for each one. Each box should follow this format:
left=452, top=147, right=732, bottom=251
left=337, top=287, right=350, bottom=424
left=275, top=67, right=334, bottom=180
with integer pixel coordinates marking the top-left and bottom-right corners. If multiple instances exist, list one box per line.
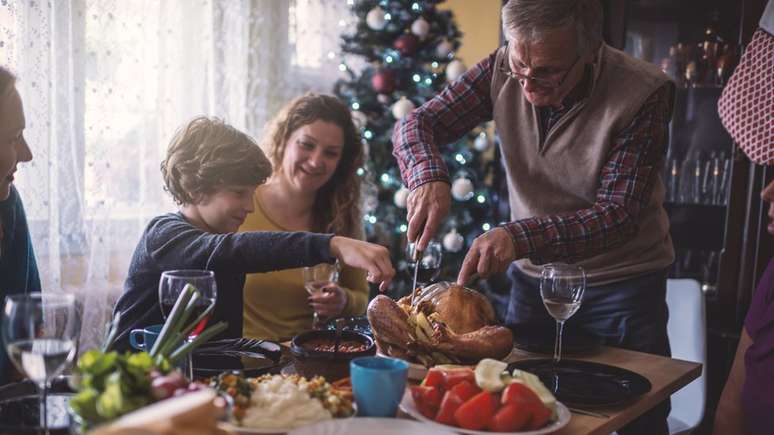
left=350, top=356, right=409, bottom=417
left=129, top=324, right=162, bottom=351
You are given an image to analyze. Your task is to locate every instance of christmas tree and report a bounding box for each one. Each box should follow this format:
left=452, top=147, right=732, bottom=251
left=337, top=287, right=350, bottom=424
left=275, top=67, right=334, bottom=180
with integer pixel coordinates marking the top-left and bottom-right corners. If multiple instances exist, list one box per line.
left=333, top=0, right=502, bottom=297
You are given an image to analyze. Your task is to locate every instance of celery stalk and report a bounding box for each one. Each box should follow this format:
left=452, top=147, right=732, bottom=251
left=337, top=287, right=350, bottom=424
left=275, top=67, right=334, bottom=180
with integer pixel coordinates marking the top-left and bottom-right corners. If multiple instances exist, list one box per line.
left=169, top=321, right=228, bottom=365
left=150, top=284, right=195, bottom=358
left=175, top=291, right=201, bottom=338
left=158, top=331, right=184, bottom=360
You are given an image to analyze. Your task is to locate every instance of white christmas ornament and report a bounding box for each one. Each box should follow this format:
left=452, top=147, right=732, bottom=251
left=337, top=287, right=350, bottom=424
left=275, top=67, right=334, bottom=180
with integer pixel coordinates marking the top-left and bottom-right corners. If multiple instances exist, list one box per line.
left=473, top=132, right=491, bottom=152
left=351, top=110, right=368, bottom=129
left=366, top=7, right=387, bottom=30
left=436, top=39, right=454, bottom=58
left=377, top=93, right=391, bottom=104
left=443, top=229, right=465, bottom=253
left=411, top=18, right=430, bottom=39
left=446, top=59, right=467, bottom=82
left=451, top=177, right=474, bottom=201
left=393, top=187, right=410, bottom=209
left=391, top=97, right=416, bottom=120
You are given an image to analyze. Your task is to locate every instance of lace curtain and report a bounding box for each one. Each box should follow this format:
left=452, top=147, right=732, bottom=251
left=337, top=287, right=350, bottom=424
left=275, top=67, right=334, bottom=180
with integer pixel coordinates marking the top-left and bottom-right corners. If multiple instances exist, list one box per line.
left=0, top=0, right=352, bottom=351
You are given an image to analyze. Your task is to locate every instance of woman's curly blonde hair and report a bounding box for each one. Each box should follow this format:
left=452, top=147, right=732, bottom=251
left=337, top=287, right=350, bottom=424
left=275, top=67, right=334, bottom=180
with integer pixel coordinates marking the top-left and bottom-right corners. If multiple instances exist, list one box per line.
left=161, top=116, right=272, bottom=205
left=261, top=93, right=363, bottom=237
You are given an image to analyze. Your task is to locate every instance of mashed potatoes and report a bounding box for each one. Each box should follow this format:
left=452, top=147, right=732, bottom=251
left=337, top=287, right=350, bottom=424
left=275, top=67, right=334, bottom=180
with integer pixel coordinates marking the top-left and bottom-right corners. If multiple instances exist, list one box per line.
left=240, top=375, right=352, bottom=430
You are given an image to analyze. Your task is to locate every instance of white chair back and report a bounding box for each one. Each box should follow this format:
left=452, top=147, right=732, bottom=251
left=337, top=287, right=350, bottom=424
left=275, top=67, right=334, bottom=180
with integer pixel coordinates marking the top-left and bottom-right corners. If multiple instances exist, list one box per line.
left=666, top=278, right=706, bottom=435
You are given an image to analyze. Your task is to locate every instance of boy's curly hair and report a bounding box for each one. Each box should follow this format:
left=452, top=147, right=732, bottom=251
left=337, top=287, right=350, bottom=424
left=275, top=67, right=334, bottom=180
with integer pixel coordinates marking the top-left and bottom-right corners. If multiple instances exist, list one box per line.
left=161, top=117, right=272, bottom=205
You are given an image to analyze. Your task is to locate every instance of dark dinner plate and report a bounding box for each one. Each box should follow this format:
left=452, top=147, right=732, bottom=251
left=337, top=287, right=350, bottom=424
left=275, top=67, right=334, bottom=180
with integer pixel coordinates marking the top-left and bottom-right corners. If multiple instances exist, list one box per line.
left=508, top=359, right=652, bottom=408
left=511, top=326, right=602, bottom=355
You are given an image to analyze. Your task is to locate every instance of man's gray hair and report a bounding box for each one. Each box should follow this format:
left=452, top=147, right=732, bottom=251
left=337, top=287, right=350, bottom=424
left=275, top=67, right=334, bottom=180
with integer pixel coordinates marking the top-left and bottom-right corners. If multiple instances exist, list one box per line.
left=502, top=0, right=603, bottom=55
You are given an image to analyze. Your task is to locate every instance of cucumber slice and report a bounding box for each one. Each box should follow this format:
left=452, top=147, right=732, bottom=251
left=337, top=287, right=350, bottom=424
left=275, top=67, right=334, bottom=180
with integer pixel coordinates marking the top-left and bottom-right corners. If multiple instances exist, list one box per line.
left=474, top=358, right=509, bottom=392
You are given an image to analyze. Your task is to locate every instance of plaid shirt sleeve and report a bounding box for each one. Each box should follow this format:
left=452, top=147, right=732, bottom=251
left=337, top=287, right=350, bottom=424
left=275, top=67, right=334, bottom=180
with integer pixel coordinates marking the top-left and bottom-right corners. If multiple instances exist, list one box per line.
left=502, top=83, right=673, bottom=264
left=392, top=51, right=497, bottom=190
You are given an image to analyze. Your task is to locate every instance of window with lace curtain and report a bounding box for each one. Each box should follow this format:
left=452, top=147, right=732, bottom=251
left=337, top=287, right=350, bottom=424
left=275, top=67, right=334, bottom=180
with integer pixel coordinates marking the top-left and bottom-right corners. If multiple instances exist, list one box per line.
left=0, top=0, right=351, bottom=351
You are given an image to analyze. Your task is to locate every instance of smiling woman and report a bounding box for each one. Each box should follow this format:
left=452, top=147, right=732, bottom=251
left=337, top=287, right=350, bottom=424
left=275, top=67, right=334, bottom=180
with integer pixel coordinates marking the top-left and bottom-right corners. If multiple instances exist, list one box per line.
left=240, top=93, right=370, bottom=341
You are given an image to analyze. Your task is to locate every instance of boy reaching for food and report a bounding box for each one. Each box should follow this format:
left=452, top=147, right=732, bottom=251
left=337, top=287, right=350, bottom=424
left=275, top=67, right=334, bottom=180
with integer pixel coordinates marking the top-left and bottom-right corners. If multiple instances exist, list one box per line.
left=112, top=117, right=394, bottom=351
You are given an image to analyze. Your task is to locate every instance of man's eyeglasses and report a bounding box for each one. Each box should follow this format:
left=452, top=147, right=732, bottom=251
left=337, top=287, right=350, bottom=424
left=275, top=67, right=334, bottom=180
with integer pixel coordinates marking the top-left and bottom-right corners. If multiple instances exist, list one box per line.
left=499, top=47, right=581, bottom=89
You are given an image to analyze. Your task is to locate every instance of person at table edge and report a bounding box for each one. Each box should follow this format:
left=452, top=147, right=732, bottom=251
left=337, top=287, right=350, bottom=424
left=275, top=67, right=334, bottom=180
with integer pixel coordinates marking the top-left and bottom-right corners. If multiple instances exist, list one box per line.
left=712, top=0, right=774, bottom=433
left=0, top=66, right=41, bottom=386
left=392, top=1, right=674, bottom=433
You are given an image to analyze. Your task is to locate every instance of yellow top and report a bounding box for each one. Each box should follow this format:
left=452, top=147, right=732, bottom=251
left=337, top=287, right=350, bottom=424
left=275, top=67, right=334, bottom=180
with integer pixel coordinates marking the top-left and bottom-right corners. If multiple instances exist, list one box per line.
left=239, top=196, right=369, bottom=341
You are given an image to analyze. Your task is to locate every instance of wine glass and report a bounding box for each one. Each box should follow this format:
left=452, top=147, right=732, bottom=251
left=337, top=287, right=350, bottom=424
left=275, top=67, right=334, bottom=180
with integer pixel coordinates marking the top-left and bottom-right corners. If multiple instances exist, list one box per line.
left=2, top=292, right=80, bottom=432
left=158, top=270, right=217, bottom=379
left=406, top=240, right=443, bottom=287
left=303, top=262, right=340, bottom=329
left=540, top=263, right=586, bottom=363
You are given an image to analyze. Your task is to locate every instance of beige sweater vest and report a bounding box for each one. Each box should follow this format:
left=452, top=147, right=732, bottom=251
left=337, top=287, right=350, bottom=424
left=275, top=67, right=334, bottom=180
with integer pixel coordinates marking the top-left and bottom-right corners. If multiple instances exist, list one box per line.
left=491, top=44, right=675, bottom=286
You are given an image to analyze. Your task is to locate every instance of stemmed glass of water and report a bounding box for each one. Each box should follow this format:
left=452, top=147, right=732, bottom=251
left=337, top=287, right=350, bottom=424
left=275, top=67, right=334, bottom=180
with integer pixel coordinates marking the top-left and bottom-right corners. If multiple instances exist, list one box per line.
left=3, top=292, right=80, bottom=432
left=540, top=263, right=585, bottom=363
left=159, top=270, right=217, bottom=379
left=303, top=262, right=340, bottom=329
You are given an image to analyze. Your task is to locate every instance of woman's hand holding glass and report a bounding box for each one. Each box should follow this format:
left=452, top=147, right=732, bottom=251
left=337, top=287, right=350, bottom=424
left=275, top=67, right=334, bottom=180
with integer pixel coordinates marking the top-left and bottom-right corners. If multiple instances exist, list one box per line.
left=303, top=262, right=340, bottom=329
left=307, top=285, right=348, bottom=319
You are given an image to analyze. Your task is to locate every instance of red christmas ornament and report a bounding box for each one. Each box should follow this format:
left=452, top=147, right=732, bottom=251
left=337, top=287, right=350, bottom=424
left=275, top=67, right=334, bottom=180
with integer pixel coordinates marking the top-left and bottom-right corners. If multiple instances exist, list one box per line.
left=371, top=69, right=396, bottom=94
left=393, top=34, right=419, bottom=56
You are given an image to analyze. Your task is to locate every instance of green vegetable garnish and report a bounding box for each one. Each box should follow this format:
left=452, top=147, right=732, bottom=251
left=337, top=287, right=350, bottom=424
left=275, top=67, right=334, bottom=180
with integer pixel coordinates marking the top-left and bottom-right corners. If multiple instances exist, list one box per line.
left=71, top=282, right=228, bottom=424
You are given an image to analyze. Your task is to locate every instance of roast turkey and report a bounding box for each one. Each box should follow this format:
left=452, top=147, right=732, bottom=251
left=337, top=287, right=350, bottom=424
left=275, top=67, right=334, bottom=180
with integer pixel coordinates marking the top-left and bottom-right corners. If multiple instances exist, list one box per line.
left=367, top=282, right=513, bottom=366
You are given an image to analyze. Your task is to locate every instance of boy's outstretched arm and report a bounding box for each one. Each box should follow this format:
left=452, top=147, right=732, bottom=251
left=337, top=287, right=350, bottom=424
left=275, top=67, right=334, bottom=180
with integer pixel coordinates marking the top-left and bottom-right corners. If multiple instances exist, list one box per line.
left=145, top=215, right=394, bottom=289
left=329, top=236, right=395, bottom=292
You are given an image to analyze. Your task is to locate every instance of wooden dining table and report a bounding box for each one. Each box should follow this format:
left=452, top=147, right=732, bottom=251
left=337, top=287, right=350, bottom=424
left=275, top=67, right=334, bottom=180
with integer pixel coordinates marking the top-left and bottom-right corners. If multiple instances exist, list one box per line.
left=534, top=346, right=701, bottom=435
left=399, top=345, right=702, bottom=435
left=508, top=346, right=702, bottom=435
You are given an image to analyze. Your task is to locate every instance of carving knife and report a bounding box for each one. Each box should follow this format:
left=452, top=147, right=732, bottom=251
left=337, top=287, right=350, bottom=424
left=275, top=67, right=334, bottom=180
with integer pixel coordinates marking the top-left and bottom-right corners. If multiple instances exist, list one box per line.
left=410, top=247, right=422, bottom=306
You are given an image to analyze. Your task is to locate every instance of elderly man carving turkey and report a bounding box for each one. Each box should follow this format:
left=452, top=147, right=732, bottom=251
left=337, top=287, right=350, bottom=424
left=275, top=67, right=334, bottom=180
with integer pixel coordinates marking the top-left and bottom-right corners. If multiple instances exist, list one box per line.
left=391, top=1, right=675, bottom=433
